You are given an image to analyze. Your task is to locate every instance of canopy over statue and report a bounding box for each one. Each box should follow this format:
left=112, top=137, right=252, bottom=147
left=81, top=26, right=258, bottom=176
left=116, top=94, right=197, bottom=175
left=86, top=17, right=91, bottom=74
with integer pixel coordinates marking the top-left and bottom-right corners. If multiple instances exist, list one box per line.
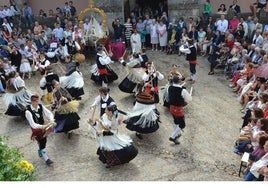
left=78, top=0, right=109, bottom=46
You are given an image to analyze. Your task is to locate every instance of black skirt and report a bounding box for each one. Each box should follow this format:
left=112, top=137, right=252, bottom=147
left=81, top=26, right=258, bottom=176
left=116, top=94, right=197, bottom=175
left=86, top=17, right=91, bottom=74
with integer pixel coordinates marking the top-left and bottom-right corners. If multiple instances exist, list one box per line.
left=125, top=109, right=160, bottom=134
left=54, top=112, right=80, bottom=133
left=118, top=76, right=137, bottom=93
left=97, top=144, right=138, bottom=166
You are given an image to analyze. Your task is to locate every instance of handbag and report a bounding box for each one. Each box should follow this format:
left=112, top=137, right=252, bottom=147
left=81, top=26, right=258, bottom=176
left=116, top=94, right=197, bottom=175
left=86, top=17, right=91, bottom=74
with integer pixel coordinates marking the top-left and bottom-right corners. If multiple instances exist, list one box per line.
left=169, top=105, right=184, bottom=117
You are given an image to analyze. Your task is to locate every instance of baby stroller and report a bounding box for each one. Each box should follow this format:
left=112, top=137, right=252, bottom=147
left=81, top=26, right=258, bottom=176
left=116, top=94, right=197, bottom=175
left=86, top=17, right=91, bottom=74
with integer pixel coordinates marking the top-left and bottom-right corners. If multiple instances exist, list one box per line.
left=46, top=40, right=58, bottom=63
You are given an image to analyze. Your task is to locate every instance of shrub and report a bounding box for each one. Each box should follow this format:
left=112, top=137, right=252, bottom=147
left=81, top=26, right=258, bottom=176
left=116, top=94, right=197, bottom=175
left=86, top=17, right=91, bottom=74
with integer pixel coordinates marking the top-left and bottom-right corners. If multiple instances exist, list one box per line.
left=0, top=136, right=36, bottom=181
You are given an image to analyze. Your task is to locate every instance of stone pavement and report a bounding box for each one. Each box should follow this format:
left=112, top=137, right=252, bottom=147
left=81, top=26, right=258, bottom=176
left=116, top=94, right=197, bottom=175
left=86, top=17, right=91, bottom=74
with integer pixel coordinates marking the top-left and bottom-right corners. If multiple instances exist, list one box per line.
left=0, top=49, right=245, bottom=181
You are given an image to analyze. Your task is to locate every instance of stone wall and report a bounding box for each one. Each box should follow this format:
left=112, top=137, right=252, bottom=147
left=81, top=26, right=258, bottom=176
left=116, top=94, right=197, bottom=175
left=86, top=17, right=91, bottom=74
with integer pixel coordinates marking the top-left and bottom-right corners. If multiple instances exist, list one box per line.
left=168, top=0, right=200, bottom=20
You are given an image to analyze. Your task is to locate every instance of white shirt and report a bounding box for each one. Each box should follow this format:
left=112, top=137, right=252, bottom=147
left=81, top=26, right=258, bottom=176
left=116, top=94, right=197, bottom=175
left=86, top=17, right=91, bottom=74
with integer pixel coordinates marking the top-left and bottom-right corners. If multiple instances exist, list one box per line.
left=25, top=104, right=54, bottom=129
left=216, top=19, right=228, bottom=33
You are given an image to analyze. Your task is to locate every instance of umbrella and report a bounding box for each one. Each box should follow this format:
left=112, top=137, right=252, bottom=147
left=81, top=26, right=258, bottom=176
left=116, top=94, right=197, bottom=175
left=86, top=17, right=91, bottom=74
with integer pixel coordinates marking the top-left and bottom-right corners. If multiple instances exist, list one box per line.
left=254, top=63, right=268, bottom=80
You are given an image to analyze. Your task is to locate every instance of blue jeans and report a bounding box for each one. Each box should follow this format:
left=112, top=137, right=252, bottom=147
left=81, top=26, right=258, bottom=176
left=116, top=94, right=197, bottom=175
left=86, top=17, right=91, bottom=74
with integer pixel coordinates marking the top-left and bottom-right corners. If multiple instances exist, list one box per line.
left=244, top=171, right=259, bottom=181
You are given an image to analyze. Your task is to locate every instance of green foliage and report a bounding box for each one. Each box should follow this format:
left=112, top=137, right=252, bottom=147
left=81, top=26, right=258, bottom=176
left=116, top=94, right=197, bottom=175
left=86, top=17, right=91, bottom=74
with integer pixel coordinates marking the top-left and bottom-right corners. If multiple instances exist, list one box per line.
left=0, top=136, right=36, bottom=181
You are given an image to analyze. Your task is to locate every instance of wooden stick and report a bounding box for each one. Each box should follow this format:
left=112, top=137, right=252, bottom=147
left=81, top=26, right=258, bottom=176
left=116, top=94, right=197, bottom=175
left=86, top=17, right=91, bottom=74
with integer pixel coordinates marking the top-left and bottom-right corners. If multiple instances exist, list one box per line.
left=190, top=87, right=193, bottom=96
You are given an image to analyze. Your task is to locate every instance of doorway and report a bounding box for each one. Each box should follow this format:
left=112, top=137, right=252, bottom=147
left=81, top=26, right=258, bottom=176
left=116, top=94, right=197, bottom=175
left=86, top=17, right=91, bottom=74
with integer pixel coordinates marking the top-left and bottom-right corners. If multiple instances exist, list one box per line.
left=124, top=0, right=168, bottom=19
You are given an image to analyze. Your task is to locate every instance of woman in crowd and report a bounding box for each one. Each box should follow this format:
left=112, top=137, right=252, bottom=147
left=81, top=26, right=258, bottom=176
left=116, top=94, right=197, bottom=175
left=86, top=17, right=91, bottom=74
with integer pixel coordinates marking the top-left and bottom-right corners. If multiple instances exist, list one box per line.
left=51, top=80, right=80, bottom=139
left=88, top=104, right=138, bottom=168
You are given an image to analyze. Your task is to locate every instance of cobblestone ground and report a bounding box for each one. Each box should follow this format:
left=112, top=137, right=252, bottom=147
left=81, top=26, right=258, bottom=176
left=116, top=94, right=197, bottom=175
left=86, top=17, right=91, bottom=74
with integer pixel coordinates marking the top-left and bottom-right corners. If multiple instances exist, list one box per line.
left=0, top=49, right=245, bottom=181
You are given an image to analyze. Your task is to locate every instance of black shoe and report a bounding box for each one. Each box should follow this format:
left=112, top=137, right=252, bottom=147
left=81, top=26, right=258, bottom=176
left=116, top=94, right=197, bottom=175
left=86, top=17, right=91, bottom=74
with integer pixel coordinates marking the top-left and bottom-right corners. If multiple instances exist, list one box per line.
left=46, top=159, right=54, bottom=166
left=136, top=133, right=143, bottom=139
left=175, top=134, right=181, bottom=140
left=169, top=137, right=180, bottom=145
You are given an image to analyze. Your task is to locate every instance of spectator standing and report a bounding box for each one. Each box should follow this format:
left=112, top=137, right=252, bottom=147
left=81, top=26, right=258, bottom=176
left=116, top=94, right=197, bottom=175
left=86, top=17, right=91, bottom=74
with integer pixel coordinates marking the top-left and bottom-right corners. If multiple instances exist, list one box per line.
left=157, top=20, right=167, bottom=52
left=203, top=0, right=212, bottom=22
left=143, top=14, right=152, bottom=48
left=22, top=2, right=34, bottom=28
left=150, top=19, right=159, bottom=51
left=124, top=18, right=133, bottom=48
left=112, top=18, right=125, bottom=42
left=136, top=18, right=146, bottom=48
left=130, top=28, right=141, bottom=54
left=69, top=1, right=76, bottom=18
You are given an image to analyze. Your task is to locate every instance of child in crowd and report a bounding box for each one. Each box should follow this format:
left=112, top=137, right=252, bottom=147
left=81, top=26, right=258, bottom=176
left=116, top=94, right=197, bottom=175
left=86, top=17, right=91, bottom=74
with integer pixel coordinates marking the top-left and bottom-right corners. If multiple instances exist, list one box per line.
left=20, top=55, right=32, bottom=79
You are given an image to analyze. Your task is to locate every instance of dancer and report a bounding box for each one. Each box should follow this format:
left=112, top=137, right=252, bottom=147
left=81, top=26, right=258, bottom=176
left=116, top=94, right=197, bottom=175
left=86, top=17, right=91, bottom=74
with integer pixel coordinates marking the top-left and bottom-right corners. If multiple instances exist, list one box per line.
left=142, top=61, right=164, bottom=105
left=168, top=75, right=192, bottom=144
left=95, top=46, right=115, bottom=87
left=4, top=71, right=32, bottom=117
left=25, top=94, right=55, bottom=166
left=163, top=64, right=186, bottom=108
left=124, top=91, right=160, bottom=139
left=39, top=66, right=60, bottom=105
left=180, top=39, right=198, bottom=83
left=51, top=80, right=80, bottom=139
left=88, top=104, right=138, bottom=168
left=90, top=87, right=116, bottom=117
left=60, top=55, right=84, bottom=100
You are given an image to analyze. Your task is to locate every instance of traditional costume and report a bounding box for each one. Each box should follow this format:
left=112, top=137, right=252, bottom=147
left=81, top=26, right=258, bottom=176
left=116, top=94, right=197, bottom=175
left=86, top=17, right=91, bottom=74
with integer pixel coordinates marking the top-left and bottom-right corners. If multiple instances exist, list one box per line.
left=118, top=56, right=145, bottom=94
left=39, top=66, right=59, bottom=105
left=93, top=46, right=117, bottom=87
left=52, top=84, right=80, bottom=136
left=25, top=94, right=55, bottom=165
left=60, top=60, right=84, bottom=100
left=124, top=91, right=160, bottom=139
left=4, top=72, right=32, bottom=117
left=89, top=106, right=138, bottom=168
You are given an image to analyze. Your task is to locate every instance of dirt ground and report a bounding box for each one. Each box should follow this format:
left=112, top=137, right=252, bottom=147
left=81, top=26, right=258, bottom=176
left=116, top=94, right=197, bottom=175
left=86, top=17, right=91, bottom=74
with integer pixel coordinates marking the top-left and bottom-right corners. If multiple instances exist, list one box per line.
left=0, top=48, right=246, bottom=181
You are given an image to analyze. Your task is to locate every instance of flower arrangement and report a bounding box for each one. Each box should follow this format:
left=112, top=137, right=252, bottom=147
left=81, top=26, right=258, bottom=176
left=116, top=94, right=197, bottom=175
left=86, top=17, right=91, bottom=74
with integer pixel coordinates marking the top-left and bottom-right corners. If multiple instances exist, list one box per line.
left=0, top=136, right=36, bottom=181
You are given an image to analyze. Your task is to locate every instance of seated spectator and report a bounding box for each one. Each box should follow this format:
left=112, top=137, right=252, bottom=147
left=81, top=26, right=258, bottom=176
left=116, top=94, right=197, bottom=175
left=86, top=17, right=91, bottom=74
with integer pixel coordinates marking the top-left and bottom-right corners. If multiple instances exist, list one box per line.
left=200, top=27, right=214, bottom=57
left=166, top=27, right=178, bottom=55
left=234, top=24, right=245, bottom=43
left=54, top=42, right=69, bottom=62
left=38, top=9, right=47, bottom=18
left=244, top=132, right=268, bottom=181
left=229, top=15, right=240, bottom=34
left=250, top=0, right=267, bottom=18
left=217, top=4, right=227, bottom=14
left=227, top=0, right=241, bottom=19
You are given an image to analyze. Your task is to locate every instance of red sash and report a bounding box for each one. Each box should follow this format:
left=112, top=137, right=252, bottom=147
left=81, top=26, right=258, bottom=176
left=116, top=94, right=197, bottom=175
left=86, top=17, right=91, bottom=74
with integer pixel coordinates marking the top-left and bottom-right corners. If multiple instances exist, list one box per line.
left=31, top=128, right=45, bottom=141
left=98, top=68, right=108, bottom=75
left=169, top=105, right=184, bottom=117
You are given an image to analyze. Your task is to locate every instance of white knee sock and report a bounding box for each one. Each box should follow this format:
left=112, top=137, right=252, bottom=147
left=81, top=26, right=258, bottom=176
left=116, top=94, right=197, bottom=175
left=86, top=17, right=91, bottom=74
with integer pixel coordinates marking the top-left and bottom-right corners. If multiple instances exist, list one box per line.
left=171, top=124, right=181, bottom=139
left=41, top=149, right=49, bottom=161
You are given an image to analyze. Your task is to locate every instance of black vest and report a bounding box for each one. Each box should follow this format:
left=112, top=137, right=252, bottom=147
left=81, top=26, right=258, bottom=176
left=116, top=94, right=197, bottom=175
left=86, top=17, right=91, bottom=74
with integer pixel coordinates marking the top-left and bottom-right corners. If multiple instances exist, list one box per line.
left=96, top=54, right=106, bottom=69
left=145, top=70, right=158, bottom=87
left=45, top=73, right=59, bottom=92
left=100, top=96, right=114, bottom=116
left=27, top=104, right=45, bottom=125
left=168, top=86, right=185, bottom=106
left=186, top=46, right=197, bottom=61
